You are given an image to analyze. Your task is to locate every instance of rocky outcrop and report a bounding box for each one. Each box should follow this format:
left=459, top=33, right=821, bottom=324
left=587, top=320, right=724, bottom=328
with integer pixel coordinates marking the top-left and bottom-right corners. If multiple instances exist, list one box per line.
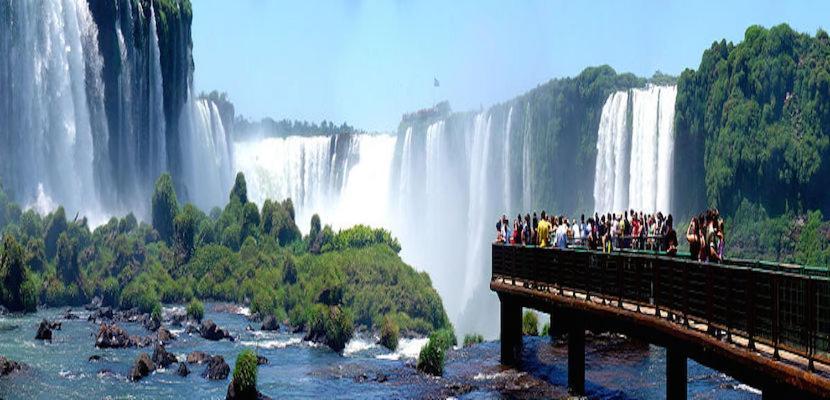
left=200, top=320, right=233, bottom=341
left=0, top=356, right=25, bottom=376
left=186, top=351, right=210, bottom=364
left=95, top=323, right=131, bottom=348
left=260, top=315, right=279, bottom=331
left=152, top=344, right=177, bottom=368
left=35, top=319, right=53, bottom=341
left=88, top=307, right=114, bottom=322
left=226, top=382, right=272, bottom=400
left=128, top=353, right=155, bottom=382
left=202, top=355, right=230, bottom=380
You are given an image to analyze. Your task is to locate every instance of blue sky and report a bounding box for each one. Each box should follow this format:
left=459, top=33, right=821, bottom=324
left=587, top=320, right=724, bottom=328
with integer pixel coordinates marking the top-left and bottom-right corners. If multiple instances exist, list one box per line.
left=192, top=1, right=830, bottom=132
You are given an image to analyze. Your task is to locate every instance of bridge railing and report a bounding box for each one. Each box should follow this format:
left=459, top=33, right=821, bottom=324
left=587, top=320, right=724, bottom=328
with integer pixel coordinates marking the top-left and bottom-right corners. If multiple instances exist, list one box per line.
left=492, top=244, right=830, bottom=369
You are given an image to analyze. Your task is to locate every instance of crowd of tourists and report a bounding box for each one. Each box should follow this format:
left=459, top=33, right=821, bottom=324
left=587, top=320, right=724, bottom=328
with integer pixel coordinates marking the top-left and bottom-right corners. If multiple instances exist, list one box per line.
left=495, top=208, right=725, bottom=262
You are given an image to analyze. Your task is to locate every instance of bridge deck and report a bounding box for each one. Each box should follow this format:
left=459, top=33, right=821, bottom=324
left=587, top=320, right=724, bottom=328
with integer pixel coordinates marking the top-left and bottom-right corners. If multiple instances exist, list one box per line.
left=490, top=244, right=830, bottom=398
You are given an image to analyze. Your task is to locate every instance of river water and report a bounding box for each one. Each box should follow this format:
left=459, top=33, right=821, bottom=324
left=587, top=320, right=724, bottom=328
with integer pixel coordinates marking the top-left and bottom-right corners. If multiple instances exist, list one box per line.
left=0, top=306, right=760, bottom=399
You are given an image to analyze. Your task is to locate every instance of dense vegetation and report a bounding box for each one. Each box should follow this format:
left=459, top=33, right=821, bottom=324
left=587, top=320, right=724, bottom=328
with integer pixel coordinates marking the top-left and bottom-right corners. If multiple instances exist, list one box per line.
left=0, top=173, right=450, bottom=341
left=673, top=24, right=830, bottom=266
left=674, top=24, right=830, bottom=216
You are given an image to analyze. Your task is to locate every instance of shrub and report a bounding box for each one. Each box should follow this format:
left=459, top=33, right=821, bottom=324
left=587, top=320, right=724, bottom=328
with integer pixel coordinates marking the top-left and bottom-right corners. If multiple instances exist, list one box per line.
left=230, top=349, right=258, bottom=398
left=463, top=333, right=484, bottom=347
left=100, top=276, right=120, bottom=307
left=151, top=303, right=162, bottom=323
left=522, top=310, right=539, bottom=336
left=428, top=328, right=456, bottom=351
left=417, top=336, right=445, bottom=376
left=307, top=304, right=354, bottom=352
left=541, top=322, right=550, bottom=337
left=187, top=298, right=205, bottom=322
left=379, top=315, right=399, bottom=351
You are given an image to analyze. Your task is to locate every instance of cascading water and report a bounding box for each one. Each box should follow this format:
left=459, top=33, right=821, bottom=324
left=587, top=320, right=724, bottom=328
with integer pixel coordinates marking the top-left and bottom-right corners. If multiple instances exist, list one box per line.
left=147, top=2, right=167, bottom=187
left=179, top=94, right=234, bottom=211
left=0, top=0, right=107, bottom=217
left=594, top=85, right=677, bottom=214
left=502, top=106, right=513, bottom=214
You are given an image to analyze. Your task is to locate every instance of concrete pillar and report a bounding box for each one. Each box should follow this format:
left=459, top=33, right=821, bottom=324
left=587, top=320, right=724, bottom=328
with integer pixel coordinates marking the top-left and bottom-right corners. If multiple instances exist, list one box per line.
left=567, top=313, right=585, bottom=396
left=499, top=296, right=523, bottom=366
left=666, top=347, right=687, bottom=400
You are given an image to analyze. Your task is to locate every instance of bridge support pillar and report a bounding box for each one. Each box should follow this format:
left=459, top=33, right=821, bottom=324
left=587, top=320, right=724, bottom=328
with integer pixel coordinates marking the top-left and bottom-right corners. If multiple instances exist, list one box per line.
left=666, top=347, right=687, bottom=400
left=567, top=313, right=585, bottom=396
left=499, top=295, right=523, bottom=366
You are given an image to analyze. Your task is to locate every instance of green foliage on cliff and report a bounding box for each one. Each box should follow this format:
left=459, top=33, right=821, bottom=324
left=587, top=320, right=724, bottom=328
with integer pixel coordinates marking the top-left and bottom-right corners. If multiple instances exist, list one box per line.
left=0, top=173, right=451, bottom=345
left=675, top=24, right=830, bottom=217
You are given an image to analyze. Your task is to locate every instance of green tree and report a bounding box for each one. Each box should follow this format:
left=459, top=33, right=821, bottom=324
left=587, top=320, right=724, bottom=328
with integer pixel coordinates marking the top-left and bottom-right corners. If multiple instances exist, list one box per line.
left=1, top=235, right=27, bottom=312
left=44, top=206, right=67, bottom=259
left=230, top=172, right=248, bottom=205
left=380, top=315, right=399, bottom=351
left=56, top=232, right=80, bottom=284
left=151, top=173, right=178, bottom=244
left=522, top=310, right=539, bottom=336
left=173, top=204, right=199, bottom=268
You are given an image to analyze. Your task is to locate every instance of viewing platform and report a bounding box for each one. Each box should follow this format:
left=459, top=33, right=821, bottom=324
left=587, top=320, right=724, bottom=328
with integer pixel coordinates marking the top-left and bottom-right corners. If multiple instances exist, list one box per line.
left=490, top=244, right=830, bottom=400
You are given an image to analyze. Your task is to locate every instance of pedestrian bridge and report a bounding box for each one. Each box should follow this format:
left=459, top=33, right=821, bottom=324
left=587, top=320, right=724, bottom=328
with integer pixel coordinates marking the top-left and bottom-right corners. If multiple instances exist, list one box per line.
left=490, top=244, right=830, bottom=399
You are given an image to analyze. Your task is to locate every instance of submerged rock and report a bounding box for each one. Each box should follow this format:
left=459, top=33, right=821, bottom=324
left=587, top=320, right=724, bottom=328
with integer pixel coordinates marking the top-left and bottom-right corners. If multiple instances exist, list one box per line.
left=177, top=362, right=190, bottom=377
left=260, top=315, right=279, bottom=331
left=129, top=353, right=155, bottom=382
left=257, top=355, right=269, bottom=366
left=0, top=356, right=25, bottom=376
left=200, top=320, right=233, bottom=341
left=186, top=351, right=210, bottom=364
left=202, top=355, right=230, bottom=380
left=88, top=355, right=102, bottom=362
left=35, top=319, right=53, bottom=340
left=152, top=343, right=177, bottom=368
left=62, top=309, right=79, bottom=320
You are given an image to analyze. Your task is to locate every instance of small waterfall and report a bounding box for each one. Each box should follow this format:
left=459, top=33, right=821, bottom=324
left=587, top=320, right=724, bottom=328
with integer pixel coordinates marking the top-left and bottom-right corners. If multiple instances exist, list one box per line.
left=424, top=121, right=445, bottom=201
left=593, top=85, right=677, bottom=214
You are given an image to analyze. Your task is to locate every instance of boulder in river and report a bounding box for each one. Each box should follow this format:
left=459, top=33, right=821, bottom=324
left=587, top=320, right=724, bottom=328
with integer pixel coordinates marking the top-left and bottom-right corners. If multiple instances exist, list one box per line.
left=177, top=362, right=190, bottom=377
left=35, top=319, right=53, bottom=340
left=0, top=356, right=25, bottom=376
left=187, top=351, right=210, bottom=364
left=157, top=327, right=176, bottom=343
left=95, top=323, right=133, bottom=348
left=257, top=355, right=269, bottom=366
left=152, top=343, right=178, bottom=368
left=129, top=352, right=155, bottom=382
left=260, top=315, right=279, bottom=331
left=88, top=355, right=102, bottom=362
left=200, top=319, right=233, bottom=341
left=88, top=307, right=113, bottom=322
left=202, top=355, right=230, bottom=380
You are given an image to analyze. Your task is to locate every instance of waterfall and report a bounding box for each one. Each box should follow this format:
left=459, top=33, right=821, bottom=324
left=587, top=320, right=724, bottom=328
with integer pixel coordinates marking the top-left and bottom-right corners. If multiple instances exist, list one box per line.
left=656, top=86, right=677, bottom=213
left=521, top=102, right=533, bottom=211
left=462, top=112, right=494, bottom=311
left=502, top=106, right=513, bottom=214
left=593, top=91, right=630, bottom=213
left=397, top=127, right=415, bottom=211
left=0, top=0, right=107, bottom=217
left=235, top=134, right=395, bottom=232
left=593, top=85, right=677, bottom=214
left=179, top=94, right=234, bottom=211
left=148, top=2, right=167, bottom=185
